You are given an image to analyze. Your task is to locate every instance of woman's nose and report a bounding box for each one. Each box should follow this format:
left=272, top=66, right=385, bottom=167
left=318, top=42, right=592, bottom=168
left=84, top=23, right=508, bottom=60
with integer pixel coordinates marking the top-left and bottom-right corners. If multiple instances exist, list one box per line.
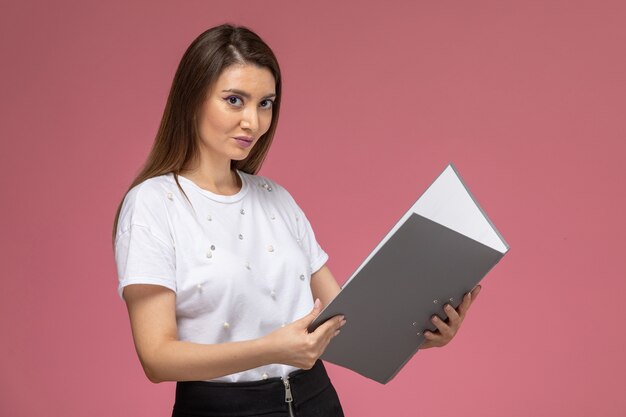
left=240, top=107, right=259, bottom=132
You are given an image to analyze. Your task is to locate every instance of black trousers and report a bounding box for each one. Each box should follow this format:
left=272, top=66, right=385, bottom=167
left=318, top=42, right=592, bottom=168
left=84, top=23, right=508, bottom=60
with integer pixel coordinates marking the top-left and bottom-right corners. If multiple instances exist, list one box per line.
left=172, top=360, right=344, bottom=417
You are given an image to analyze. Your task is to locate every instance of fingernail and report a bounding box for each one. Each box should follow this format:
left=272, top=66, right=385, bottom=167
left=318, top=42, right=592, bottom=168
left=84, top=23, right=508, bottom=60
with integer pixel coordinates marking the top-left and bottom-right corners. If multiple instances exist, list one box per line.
left=445, top=305, right=452, bottom=311
left=340, top=319, right=347, bottom=327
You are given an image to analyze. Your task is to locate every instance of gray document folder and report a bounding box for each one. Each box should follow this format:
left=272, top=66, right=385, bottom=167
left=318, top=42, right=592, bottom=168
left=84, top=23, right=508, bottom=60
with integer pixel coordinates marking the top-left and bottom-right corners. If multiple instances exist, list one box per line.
left=308, top=163, right=509, bottom=384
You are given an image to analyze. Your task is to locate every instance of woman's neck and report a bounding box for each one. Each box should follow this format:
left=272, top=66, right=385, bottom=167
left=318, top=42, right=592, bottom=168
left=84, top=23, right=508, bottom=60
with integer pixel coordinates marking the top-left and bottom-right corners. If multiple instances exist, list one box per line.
left=180, top=160, right=241, bottom=196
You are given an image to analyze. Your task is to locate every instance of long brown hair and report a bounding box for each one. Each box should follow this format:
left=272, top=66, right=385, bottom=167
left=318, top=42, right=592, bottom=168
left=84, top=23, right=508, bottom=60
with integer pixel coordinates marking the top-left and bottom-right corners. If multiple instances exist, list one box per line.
left=112, top=24, right=282, bottom=243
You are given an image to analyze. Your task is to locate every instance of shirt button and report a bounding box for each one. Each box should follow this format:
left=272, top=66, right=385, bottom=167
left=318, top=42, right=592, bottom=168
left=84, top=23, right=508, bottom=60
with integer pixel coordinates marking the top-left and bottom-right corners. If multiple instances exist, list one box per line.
left=166, top=192, right=173, bottom=201
left=207, top=214, right=212, bottom=221
left=270, top=290, right=276, bottom=299
left=300, top=274, right=305, bottom=281
left=262, top=373, right=269, bottom=380
left=206, top=250, right=213, bottom=258
left=267, top=245, right=274, bottom=252
left=223, top=322, right=230, bottom=329
left=239, top=234, right=244, bottom=240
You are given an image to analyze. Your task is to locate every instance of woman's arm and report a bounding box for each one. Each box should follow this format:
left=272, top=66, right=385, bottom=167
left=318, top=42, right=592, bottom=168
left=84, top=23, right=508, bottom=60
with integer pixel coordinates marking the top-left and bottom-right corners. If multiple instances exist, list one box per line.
left=310, top=265, right=342, bottom=308
left=123, top=284, right=345, bottom=383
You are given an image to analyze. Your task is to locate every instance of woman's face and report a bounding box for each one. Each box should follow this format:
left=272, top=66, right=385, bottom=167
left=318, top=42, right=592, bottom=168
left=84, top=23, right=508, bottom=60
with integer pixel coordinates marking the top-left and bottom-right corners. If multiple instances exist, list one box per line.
left=195, top=64, right=276, bottom=166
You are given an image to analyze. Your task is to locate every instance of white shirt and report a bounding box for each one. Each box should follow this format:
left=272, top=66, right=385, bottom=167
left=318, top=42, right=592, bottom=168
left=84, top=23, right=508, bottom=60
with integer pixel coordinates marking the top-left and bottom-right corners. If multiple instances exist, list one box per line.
left=114, top=170, right=329, bottom=382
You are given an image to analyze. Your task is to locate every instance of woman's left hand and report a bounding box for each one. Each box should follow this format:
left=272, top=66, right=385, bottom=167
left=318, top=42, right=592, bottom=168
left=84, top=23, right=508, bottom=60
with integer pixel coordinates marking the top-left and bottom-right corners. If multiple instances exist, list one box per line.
left=418, top=285, right=481, bottom=350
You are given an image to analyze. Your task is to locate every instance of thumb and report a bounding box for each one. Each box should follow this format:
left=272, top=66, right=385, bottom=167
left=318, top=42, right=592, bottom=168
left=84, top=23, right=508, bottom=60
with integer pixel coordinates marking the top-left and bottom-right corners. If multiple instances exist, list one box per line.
left=295, top=298, right=322, bottom=327
left=311, top=298, right=322, bottom=316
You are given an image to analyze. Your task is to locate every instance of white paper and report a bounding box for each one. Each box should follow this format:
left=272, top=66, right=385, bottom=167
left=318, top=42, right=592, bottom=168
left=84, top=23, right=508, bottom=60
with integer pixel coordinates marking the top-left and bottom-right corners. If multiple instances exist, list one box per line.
left=344, top=164, right=509, bottom=286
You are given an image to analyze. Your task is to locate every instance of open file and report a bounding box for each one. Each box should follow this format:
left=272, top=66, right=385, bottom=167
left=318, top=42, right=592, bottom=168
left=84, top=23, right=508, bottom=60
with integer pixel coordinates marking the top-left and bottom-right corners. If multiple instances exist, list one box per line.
left=308, top=163, right=510, bottom=384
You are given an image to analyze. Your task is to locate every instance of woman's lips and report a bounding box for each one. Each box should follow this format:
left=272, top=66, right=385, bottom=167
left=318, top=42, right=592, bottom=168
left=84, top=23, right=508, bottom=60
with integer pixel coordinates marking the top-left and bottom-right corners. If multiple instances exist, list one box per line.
left=233, top=137, right=253, bottom=148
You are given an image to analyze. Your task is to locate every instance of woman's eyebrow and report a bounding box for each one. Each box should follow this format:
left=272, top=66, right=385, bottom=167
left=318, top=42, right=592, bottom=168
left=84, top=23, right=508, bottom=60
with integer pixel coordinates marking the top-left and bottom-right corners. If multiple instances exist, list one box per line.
left=222, top=88, right=276, bottom=99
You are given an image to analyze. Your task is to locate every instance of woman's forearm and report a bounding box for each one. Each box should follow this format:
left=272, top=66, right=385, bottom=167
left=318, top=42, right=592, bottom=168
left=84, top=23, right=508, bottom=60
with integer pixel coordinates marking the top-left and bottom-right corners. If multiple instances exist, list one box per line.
left=124, top=282, right=341, bottom=383
left=141, top=336, right=278, bottom=383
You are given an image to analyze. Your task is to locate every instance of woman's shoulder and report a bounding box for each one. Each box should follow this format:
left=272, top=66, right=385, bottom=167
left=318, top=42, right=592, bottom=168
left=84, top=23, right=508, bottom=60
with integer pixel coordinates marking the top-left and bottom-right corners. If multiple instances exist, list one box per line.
left=117, top=174, right=177, bottom=237
left=125, top=174, right=176, bottom=201
left=239, top=171, right=289, bottom=192
left=238, top=171, right=308, bottom=218
left=239, top=171, right=293, bottom=199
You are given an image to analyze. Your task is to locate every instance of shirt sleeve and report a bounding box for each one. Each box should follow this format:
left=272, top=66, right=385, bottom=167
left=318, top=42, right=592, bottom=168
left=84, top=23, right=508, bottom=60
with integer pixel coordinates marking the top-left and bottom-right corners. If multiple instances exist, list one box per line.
left=114, top=183, right=176, bottom=300
left=277, top=184, right=329, bottom=274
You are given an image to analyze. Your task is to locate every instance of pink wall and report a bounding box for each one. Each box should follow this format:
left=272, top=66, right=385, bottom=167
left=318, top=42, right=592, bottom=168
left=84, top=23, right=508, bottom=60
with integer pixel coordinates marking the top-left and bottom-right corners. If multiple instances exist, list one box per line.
left=1, top=0, right=625, bottom=416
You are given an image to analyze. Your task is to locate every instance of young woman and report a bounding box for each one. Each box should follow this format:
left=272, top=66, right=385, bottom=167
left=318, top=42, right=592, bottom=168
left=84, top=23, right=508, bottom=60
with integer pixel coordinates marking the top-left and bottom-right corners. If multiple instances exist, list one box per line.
left=113, top=23, right=480, bottom=417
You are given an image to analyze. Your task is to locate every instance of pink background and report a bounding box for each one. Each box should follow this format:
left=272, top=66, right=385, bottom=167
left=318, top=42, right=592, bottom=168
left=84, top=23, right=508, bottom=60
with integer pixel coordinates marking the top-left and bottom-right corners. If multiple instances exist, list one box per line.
left=1, top=0, right=625, bottom=416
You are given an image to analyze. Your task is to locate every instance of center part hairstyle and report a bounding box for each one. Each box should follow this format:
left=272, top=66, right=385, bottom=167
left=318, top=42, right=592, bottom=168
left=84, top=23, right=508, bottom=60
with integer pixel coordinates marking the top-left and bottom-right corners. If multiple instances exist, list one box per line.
left=112, top=23, right=282, bottom=242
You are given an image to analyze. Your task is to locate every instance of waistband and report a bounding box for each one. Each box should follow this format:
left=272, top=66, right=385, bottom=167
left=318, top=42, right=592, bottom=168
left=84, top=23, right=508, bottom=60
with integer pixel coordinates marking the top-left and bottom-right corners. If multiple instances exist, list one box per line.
left=173, top=360, right=331, bottom=417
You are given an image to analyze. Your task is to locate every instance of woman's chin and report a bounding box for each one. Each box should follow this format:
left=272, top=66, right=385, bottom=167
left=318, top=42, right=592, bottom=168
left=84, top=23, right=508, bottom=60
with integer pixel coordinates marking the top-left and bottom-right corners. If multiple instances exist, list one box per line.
left=230, top=153, right=250, bottom=162
left=229, top=148, right=254, bottom=161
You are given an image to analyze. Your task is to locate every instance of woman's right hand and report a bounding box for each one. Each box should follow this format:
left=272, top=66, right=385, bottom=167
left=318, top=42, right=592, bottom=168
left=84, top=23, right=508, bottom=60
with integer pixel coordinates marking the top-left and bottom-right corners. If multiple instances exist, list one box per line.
left=264, top=299, right=346, bottom=369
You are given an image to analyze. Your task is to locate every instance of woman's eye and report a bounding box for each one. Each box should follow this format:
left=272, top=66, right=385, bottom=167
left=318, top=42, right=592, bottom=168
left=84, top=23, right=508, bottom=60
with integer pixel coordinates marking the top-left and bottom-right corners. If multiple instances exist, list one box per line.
left=225, top=96, right=243, bottom=106
left=260, top=99, right=274, bottom=109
